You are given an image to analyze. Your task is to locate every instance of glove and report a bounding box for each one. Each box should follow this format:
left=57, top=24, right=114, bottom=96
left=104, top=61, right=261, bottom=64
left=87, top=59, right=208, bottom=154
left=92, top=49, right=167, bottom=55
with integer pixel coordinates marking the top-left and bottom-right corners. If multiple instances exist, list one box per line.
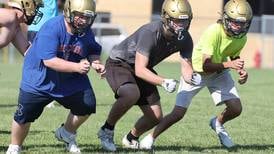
left=161, top=79, right=178, bottom=93
left=191, top=73, right=202, bottom=85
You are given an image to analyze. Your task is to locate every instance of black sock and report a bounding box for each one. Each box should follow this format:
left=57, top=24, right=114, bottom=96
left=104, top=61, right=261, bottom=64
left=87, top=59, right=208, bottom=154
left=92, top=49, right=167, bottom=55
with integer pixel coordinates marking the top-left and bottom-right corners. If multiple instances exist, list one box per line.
left=126, top=131, right=139, bottom=142
left=101, top=121, right=115, bottom=130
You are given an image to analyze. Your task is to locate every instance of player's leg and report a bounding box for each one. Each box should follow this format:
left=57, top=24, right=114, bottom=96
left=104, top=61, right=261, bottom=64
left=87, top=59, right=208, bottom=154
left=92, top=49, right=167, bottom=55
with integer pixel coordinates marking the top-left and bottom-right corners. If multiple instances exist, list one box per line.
left=208, top=70, right=241, bottom=148
left=7, top=89, right=52, bottom=154
left=140, top=76, right=203, bottom=149
left=104, top=83, right=140, bottom=127
left=133, top=102, right=163, bottom=137
left=218, top=98, right=242, bottom=124
left=55, top=88, right=96, bottom=153
left=121, top=101, right=162, bottom=149
left=98, top=83, right=140, bottom=151
left=98, top=58, right=140, bottom=151
left=121, top=77, right=161, bottom=149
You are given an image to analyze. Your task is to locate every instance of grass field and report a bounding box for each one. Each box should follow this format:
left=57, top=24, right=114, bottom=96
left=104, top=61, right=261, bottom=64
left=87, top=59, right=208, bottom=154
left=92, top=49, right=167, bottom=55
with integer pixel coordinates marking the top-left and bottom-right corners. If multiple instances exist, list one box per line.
left=1, top=62, right=274, bottom=154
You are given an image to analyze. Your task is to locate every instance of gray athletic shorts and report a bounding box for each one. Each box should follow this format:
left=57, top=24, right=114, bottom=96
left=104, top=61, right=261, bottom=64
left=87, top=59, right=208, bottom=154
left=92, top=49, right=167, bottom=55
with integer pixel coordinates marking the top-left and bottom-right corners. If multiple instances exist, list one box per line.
left=176, top=70, right=240, bottom=108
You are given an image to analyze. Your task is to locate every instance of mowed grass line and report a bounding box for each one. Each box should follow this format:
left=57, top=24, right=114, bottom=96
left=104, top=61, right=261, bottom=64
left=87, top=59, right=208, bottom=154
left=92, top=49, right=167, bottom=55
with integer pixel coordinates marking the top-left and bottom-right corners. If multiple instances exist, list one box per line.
left=0, top=62, right=274, bottom=153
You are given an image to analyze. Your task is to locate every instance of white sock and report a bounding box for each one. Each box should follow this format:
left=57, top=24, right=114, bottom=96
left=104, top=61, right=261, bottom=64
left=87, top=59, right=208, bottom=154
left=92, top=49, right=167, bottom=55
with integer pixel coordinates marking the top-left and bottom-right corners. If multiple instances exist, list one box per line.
left=148, top=133, right=155, bottom=141
left=215, top=118, right=222, bottom=127
left=8, top=144, right=21, bottom=150
left=61, top=126, right=76, bottom=139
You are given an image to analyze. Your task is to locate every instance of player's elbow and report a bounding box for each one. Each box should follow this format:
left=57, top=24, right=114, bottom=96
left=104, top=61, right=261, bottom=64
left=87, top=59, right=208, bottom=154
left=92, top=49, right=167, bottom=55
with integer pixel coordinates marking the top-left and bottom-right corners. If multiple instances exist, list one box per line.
left=202, top=65, right=211, bottom=73
left=202, top=59, right=214, bottom=73
left=43, top=59, right=55, bottom=68
left=3, top=11, right=17, bottom=25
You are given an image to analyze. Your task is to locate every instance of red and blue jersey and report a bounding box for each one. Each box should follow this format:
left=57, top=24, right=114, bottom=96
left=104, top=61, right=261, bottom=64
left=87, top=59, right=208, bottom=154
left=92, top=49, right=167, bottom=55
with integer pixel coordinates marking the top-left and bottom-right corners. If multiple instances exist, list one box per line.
left=21, top=15, right=101, bottom=97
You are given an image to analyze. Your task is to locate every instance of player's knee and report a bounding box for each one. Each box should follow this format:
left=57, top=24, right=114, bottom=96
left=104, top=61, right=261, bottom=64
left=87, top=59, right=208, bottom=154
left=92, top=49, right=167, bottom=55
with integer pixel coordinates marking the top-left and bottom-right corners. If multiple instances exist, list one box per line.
left=227, top=99, right=242, bottom=116
left=151, top=112, right=163, bottom=124
left=117, top=83, right=140, bottom=103
left=233, top=105, right=242, bottom=116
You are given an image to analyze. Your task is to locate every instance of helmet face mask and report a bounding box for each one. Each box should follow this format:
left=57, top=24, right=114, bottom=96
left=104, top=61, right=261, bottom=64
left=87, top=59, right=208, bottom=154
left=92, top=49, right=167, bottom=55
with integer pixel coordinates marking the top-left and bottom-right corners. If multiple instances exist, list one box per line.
left=223, top=13, right=251, bottom=38
left=64, top=0, right=97, bottom=35
left=30, top=8, right=43, bottom=25
left=222, top=0, right=253, bottom=38
left=161, top=0, right=192, bottom=40
left=70, top=11, right=96, bottom=34
left=165, top=17, right=191, bottom=40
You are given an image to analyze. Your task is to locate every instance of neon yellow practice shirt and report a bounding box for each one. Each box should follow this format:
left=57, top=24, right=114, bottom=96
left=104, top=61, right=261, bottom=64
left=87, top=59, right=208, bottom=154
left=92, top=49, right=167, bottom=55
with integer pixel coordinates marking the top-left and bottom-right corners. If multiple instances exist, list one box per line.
left=192, top=23, right=247, bottom=72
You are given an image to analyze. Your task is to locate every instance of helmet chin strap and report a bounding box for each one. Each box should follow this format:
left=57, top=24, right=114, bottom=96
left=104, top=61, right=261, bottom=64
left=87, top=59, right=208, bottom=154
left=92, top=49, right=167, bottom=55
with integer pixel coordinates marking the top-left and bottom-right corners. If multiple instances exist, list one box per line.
left=163, top=18, right=189, bottom=41
left=164, top=23, right=185, bottom=41
left=177, top=30, right=185, bottom=40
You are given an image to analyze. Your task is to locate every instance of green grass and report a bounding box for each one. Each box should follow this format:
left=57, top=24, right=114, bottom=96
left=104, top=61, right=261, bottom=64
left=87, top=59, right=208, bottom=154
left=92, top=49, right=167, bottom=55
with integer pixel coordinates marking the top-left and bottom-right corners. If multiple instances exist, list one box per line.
left=1, top=62, right=274, bottom=153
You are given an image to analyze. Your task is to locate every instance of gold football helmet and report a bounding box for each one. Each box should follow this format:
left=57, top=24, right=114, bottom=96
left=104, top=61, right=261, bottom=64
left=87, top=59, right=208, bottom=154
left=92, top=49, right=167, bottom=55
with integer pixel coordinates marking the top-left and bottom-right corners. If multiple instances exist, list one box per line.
left=8, top=0, right=44, bottom=25
left=161, top=0, right=192, bottom=40
left=223, top=0, right=253, bottom=38
left=64, top=0, right=97, bottom=34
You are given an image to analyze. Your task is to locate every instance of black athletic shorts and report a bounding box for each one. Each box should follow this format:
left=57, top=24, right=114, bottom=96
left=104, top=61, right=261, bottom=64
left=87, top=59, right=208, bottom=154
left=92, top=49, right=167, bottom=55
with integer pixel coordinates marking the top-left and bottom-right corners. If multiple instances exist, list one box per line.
left=105, top=58, right=160, bottom=106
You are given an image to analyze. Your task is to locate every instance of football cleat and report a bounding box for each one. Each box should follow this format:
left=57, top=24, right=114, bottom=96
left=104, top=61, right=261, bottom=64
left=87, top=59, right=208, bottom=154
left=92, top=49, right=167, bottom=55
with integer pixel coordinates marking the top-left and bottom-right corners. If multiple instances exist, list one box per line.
left=55, top=124, right=81, bottom=153
left=97, top=128, right=116, bottom=152
left=210, top=117, right=235, bottom=148
left=140, top=134, right=154, bottom=150
left=122, top=135, right=139, bottom=149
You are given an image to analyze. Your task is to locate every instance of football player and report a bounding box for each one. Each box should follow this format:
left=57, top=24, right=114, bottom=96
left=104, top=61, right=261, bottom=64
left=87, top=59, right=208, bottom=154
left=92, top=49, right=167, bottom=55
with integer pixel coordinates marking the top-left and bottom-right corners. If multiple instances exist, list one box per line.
left=140, top=0, right=253, bottom=149
left=97, top=0, right=196, bottom=151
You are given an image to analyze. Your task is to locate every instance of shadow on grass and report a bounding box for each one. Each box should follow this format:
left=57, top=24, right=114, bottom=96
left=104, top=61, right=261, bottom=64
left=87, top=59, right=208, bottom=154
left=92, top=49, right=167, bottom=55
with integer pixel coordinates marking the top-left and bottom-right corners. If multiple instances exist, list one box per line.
left=234, top=144, right=274, bottom=151
left=81, top=145, right=159, bottom=153
left=0, top=104, right=17, bottom=108
left=153, top=144, right=274, bottom=152
left=2, top=144, right=274, bottom=153
left=0, top=130, right=46, bottom=135
left=0, top=130, right=11, bottom=134
left=154, top=145, right=221, bottom=152
left=0, top=146, right=7, bottom=152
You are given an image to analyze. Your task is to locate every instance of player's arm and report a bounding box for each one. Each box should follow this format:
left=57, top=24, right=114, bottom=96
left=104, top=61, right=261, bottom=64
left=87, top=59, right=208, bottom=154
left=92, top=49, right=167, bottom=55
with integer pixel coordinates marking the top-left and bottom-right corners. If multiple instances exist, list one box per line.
left=230, top=56, right=248, bottom=84
left=87, top=33, right=105, bottom=76
left=11, top=28, right=30, bottom=55
left=180, top=57, right=193, bottom=84
left=135, top=52, right=164, bottom=85
left=202, top=54, right=244, bottom=73
left=43, top=57, right=90, bottom=74
left=88, top=54, right=105, bottom=76
left=0, top=10, right=18, bottom=48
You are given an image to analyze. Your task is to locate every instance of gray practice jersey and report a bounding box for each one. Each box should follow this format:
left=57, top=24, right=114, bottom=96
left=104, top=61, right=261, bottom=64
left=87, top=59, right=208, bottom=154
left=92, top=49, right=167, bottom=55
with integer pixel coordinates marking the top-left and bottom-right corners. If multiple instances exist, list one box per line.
left=109, top=21, right=193, bottom=68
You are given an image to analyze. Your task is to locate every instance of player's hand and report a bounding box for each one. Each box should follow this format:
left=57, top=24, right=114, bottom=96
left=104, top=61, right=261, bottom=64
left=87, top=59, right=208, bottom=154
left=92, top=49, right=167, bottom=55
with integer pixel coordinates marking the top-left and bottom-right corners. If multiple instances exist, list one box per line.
left=78, top=59, right=90, bottom=74
left=161, top=79, right=178, bottom=93
left=92, top=62, right=106, bottom=78
left=229, top=59, right=244, bottom=70
left=191, top=73, right=202, bottom=85
left=237, top=69, right=248, bottom=85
